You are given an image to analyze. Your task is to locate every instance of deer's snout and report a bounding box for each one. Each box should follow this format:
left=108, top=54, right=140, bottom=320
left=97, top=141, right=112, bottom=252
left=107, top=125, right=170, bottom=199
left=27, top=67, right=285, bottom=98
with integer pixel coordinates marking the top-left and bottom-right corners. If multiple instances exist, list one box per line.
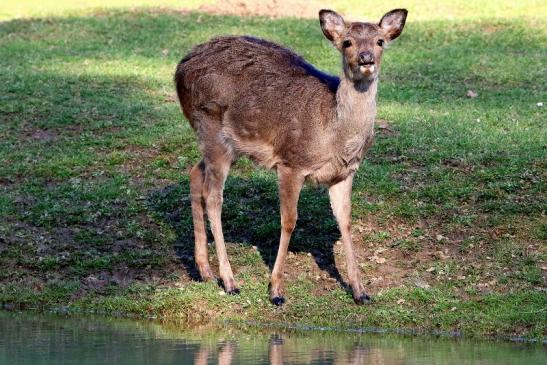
left=358, top=51, right=375, bottom=65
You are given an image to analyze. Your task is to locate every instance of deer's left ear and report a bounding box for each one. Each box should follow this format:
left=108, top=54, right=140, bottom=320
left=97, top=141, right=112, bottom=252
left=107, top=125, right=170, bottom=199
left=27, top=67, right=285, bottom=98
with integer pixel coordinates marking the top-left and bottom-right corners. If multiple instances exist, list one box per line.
left=379, top=9, right=408, bottom=42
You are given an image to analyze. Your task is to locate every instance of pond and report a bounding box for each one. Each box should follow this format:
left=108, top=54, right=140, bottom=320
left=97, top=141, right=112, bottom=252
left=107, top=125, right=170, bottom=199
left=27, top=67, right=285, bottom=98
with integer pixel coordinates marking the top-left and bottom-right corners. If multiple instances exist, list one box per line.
left=0, top=311, right=544, bottom=364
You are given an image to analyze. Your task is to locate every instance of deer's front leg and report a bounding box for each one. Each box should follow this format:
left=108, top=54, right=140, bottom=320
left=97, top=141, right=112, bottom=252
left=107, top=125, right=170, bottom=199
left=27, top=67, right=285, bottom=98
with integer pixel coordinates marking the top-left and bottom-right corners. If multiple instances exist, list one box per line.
left=329, top=173, right=371, bottom=304
left=270, top=166, right=305, bottom=306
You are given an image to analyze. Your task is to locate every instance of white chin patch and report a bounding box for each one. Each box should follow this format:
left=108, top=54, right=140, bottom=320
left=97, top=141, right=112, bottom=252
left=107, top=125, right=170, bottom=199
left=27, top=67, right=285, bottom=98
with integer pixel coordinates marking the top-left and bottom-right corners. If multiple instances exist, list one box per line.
left=360, top=65, right=375, bottom=75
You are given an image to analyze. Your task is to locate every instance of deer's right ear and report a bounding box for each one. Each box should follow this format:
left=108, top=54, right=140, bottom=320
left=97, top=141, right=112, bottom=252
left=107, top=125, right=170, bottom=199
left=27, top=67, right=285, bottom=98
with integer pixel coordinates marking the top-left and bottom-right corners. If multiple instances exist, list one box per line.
left=319, top=10, right=345, bottom=45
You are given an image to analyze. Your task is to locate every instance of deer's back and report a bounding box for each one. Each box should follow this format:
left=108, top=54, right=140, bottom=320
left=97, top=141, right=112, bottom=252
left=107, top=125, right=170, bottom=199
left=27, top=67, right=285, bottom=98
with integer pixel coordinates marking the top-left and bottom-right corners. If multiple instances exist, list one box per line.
left=175, top=36, right=340, bottom=170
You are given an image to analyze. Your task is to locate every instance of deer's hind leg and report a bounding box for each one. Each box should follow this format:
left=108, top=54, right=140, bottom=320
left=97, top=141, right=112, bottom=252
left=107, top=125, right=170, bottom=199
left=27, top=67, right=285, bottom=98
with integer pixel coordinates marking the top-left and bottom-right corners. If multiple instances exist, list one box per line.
left=190, top=160, right=215, bottom=281
left=203, top=154, right=238, bottom=294
left=195, top=114, right=238, bottom=294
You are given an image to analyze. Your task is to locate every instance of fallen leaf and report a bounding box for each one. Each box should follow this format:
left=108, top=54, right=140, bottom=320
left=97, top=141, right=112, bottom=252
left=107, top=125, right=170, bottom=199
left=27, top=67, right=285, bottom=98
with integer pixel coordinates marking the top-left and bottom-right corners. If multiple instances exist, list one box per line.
left=370, top=276, right=383, bottom=283
left=435, top=250, right=450, bottom=260
left=467, top=90, right=478, bottom=98
left=397, top=298, right=405, bottom=305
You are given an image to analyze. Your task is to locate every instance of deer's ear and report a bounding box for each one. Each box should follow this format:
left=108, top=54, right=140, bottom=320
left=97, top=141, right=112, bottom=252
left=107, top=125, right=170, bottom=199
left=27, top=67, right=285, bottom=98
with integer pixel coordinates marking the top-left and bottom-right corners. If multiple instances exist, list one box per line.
left=379, top=9, right=407, bottom=42
left=319, top=9, right=346, bottom=44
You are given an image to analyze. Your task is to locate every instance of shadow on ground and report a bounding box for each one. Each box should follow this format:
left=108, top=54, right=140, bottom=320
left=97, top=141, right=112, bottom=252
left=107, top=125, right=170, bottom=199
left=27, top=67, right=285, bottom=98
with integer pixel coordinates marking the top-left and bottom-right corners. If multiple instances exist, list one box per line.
left=146, top=174, right=345, bottom=286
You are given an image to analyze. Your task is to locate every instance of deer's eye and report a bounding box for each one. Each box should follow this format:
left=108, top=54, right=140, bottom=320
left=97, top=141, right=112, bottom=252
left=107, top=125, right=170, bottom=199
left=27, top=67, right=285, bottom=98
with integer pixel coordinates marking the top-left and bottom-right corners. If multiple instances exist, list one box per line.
left=342, top=40, right=352, bottom=48
left=377, top=39, right=385, bottom=47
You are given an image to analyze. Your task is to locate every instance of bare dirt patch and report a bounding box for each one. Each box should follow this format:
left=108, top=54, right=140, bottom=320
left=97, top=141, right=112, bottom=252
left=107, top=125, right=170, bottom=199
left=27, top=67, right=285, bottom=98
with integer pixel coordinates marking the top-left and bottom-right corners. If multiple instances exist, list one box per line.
left=23, top=128, right=59, bottom=142
left=197, top=0, right=328, bottom=19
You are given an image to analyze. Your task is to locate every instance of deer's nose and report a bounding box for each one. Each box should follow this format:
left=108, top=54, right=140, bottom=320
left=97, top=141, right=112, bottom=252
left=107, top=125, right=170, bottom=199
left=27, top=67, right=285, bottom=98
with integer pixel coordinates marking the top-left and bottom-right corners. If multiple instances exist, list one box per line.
left=358, top=51, right=375, bottom=65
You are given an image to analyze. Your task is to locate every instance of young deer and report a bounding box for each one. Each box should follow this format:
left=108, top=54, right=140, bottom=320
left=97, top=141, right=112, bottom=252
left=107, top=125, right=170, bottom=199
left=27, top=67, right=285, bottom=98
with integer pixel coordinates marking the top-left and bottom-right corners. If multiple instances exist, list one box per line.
left=175, top=9, right=407, bottom=305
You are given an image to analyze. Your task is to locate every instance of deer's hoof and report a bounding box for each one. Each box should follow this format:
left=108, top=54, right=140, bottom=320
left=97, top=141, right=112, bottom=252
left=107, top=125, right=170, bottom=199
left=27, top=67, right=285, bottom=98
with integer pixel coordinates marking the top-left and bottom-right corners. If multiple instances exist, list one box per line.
left=218, top=278, right=239, bottom=295
left=227, top=287, right=240, bottom=295
left=200, top=273, right=216, bottom=283
left=198, top=267, right=216, bottom=282
left=271, top=296, right=285, bottom=306
left=354, top=293, right=372, bottom=305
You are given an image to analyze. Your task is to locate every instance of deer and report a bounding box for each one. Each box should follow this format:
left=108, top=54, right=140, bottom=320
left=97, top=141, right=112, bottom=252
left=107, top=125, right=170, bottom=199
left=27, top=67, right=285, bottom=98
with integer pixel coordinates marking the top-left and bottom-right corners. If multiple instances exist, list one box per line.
left=175, top=8, right=408, bottom=305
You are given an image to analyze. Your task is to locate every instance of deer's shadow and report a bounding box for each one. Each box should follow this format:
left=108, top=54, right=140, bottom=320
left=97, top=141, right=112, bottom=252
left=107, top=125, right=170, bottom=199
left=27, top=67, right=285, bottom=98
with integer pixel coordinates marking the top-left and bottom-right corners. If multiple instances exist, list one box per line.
left=146, top=173, right=346, bottom=288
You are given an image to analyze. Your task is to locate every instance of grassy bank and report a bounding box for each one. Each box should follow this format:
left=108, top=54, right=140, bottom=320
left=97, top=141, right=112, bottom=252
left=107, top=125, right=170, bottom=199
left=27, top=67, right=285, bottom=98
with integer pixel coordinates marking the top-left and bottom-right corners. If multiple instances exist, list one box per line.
left=0, top=1, right=545, bottom=340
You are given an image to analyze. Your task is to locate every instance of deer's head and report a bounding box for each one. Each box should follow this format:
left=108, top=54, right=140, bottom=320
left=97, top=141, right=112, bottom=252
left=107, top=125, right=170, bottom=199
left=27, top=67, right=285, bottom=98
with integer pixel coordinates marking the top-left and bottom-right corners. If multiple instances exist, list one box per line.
left=320, top=9, right=407, bottom=83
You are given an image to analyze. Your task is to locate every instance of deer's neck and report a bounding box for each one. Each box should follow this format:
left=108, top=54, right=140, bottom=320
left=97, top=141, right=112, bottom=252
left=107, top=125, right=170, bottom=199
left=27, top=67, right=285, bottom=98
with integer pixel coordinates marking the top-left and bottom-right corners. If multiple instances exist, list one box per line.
left=333, top=77, right=378, bottom=137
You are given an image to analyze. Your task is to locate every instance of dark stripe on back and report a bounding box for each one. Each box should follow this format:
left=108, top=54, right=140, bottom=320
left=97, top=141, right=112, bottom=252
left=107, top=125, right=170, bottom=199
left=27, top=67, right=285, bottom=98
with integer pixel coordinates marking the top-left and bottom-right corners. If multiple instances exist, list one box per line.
left=243, top=36, right=340, bottom=93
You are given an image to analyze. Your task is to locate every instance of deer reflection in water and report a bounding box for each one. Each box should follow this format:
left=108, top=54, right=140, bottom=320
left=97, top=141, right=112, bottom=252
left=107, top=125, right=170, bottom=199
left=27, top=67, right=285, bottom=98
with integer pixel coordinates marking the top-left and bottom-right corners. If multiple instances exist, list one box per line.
left=193, top=334, right=401, bottom=365
left=194, top=341, right=236, bottom=365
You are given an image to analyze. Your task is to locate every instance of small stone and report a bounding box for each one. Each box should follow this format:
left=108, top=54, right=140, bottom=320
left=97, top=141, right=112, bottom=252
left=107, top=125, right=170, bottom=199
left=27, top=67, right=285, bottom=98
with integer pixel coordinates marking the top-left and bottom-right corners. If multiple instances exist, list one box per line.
left=411, top=278, right=430, bottom=289
left=397, top=298, right=405, bottom=305
left=370, top=256, right=386, bottom=264
left=436, top=234, right=447, bottom=242
left=537, top=102, right=543, bottom=107
left=426, top=267, right=435, bottom=272
left=218, top=290, right=226, bottom=296
left=450, top=307, right=457, bottom=311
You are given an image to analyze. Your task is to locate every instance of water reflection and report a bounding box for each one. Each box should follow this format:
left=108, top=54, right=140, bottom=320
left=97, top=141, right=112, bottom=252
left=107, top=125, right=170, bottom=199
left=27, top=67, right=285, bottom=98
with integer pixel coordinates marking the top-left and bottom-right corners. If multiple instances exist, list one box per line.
left=0, top=312, right=544, bottom=365
left=194, top=341, right=236, bottom=365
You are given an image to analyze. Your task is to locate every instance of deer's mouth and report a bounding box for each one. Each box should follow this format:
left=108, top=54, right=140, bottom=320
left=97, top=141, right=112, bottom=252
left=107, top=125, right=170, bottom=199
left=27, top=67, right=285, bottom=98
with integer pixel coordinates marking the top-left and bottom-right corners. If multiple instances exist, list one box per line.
left=359, top=64, right=376, bottom=76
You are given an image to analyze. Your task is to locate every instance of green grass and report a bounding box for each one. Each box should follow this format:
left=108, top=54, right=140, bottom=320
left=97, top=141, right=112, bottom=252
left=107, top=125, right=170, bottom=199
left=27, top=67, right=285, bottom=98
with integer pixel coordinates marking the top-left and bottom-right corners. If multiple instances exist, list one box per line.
left=0, top=0, right=214, bottom=20
left=0, top=1, right=546, bottom=340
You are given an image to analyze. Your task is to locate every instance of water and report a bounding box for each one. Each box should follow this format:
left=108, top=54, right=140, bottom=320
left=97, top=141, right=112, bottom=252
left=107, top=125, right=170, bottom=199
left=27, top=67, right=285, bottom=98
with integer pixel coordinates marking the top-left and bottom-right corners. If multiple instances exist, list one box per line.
left=0, top=312, right=544, bottom=364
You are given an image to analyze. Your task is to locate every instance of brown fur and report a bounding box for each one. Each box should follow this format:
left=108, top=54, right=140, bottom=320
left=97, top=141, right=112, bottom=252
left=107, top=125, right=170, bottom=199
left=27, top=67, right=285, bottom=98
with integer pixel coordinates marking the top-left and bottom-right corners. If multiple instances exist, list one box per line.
left=175, top=9, right=408, bottom=304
